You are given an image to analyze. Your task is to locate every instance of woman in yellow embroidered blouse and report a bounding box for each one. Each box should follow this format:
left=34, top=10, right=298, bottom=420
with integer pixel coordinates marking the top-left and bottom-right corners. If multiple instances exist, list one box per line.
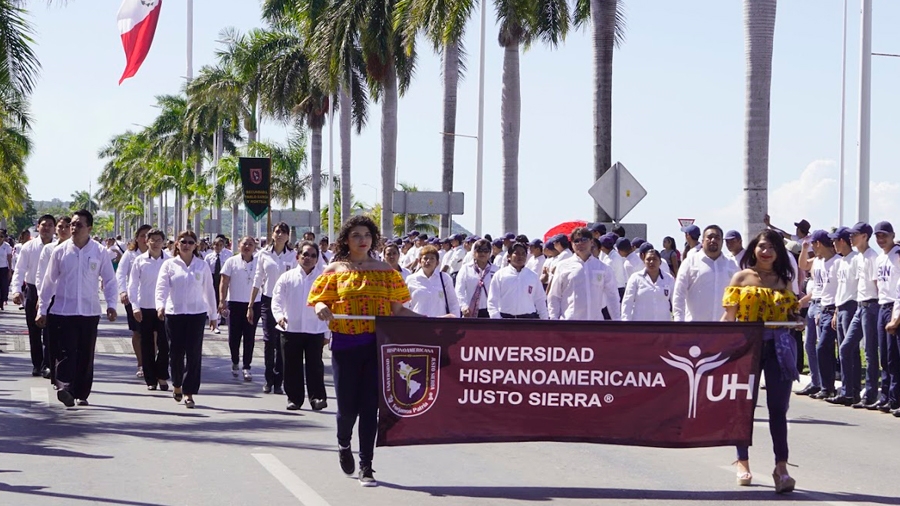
left=308, top=216, right=443, bottom=487
left=721, top=229, right=800, bottom=494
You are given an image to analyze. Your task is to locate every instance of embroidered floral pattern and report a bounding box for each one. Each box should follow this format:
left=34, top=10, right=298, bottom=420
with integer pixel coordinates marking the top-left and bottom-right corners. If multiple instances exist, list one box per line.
left=308, top=270, right=410, bottom=334
left=723, top=286, right=798, bottom=322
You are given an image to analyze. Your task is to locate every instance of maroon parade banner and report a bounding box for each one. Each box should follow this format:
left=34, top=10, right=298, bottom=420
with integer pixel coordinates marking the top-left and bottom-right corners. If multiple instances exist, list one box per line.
left=376, top=318, right=764, bottom=448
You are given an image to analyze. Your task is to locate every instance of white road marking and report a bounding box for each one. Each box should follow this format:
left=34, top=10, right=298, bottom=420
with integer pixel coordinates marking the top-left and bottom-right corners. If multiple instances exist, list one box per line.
left=110, top=340, right=125, bottom=354
left=30, top=387, right=49, bottom=407
left=252, top=453, right=332, bottom=506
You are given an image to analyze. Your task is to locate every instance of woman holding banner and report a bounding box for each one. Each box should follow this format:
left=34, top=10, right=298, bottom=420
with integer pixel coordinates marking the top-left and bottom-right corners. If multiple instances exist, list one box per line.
left=721, top=229, right=799, bottom=494
left=309, top=216, right=445, bottom=487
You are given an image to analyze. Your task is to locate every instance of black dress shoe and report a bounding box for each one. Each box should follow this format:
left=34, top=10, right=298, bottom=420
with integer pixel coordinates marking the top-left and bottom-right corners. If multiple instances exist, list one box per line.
left=878, top=402, right=899, bottom=413
left=273, top=386, right=284, bottom=395
left=263, top=383, right=272, bottom=394
left=795, top=384, right=821, bottom=396
left=892, top=408, right=900, bottom=417
left=811, top=390, right=835, bottom=400
left=40, top=367, right=51, bottom=379
left=311, top=398, right=328, bottom=411
left=31, top=367, right=41, bottom=377
left=76, top=399, right=89, bottom=406
left=852, top=399, right=873, bottom=409
left=866, top=399, right=887, bottom=410
left=286, top=401, right=301, bottom=411
left=826, top=395, right=858, bottom=406
left=57, top=390, right=75, bottom=407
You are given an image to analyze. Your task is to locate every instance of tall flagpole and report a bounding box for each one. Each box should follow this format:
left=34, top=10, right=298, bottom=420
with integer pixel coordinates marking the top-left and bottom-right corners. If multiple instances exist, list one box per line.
left=857, top=0, right=872, bottom=223
left=475, top=0, right=486, bottom=236
left=838, top=0, right=847, bottom=226
left=328, top=95, right=335, bottom=244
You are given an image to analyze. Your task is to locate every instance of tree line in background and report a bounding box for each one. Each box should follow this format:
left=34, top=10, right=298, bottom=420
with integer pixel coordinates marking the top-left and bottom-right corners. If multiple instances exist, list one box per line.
left=1, top=0, right=776, bottom=240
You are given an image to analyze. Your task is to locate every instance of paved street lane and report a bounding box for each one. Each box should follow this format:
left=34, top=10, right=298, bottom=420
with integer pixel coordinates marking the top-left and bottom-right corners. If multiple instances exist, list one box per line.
left=2, top=308, right=899, bottom=505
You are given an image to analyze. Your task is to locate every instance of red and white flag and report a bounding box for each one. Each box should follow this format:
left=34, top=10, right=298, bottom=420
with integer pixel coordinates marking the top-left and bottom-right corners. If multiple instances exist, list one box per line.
left=117, top=0, right=162, bottom=84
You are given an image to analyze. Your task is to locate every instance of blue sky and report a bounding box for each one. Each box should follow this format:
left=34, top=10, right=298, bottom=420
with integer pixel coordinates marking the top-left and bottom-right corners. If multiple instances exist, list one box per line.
left=25, top=0, right=900, bottom=243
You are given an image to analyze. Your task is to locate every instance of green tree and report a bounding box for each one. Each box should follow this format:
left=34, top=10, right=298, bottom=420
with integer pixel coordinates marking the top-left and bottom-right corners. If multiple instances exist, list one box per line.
left=11, top=191, right=37, bottom=236
left=69, top=190, right=98, bottom=213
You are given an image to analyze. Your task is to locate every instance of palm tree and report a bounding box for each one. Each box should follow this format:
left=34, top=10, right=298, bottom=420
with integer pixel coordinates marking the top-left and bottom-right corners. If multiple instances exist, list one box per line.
left=392, top=182, right=440, bottom=236
left=320, top=186, right=365, bottom=235
left=0, top=1, right=40, bottom=101
left=0, top=115, right=30, bottom=219
left=495, top=0, right=570, bottom=233
left=577, top=0, right=625, bottom=222
left=315, top=0, right=414, bottom=235
left=396, top=0, right=475, bottom=238
left=743, top=0, right=776, bottom=236
left=69, top=190, right=98, bottom=213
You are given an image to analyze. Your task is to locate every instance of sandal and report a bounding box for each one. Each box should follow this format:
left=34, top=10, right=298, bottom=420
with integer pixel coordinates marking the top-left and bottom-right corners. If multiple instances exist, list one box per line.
left=772, top=470, right=795, bottom=494
left=734, top=461, right=752, bottom=486
left=173, top=390, right=183, bottom=402
left=184, top=398, right=195, bottom=409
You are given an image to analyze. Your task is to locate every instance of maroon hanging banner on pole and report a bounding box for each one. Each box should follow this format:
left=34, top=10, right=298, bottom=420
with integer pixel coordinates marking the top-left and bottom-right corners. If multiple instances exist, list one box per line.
left=376, top=318, right=764, bottom=448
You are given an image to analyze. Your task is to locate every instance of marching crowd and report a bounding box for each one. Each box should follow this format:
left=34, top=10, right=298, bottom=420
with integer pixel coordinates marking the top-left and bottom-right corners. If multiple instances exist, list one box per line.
left=5, top=209, right=900, bottom=491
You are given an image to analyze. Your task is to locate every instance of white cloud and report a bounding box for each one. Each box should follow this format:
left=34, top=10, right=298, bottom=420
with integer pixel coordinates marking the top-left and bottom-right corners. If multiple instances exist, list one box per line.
left=711, top=160, right=900, bottom=235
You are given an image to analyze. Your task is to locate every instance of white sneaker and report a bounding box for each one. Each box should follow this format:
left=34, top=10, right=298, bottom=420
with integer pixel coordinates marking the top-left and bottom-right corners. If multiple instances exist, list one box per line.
left=136, top=367, right=144, bottom=378
left=213, top=328, right=221, bottom=335
left=242, top=369, right=252, bottom=381
left=232, top=364, right=239, bottom=377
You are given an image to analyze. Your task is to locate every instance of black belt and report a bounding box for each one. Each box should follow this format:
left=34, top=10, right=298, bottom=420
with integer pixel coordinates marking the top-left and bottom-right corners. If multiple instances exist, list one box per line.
left=811, top=299, right=822, bottom=304
left=837, top=300, right=857, bottom=309
left=859, top=299, right=879, bottom=308
left=822, top=304, right=836, bottom=311
left=477, top=308, right=490, bottom=318
left=500, top=312, right=539, bottom=319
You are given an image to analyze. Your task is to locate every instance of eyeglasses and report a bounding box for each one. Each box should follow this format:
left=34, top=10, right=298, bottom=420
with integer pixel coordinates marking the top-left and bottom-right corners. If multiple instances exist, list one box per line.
left=475, top=247, right=491, bottom=253
left=300, top=252, right=318, bottom=259
left=573, top=237, right=591, bottom=244
left=179, top=240, right=196, bottom=245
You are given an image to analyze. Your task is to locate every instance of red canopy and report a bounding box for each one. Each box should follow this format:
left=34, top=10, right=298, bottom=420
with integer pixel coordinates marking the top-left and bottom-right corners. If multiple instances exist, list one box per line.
left=543, top=220, right=588, bottom=242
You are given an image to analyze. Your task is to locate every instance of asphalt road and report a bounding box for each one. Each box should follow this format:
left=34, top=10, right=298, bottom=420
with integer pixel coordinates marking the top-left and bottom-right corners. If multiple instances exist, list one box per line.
left=1, top=306, right=899, bottom=506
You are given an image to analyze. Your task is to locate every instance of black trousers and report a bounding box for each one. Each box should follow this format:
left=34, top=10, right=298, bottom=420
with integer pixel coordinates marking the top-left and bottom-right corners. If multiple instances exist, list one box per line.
left=332, top=341, right=379, bottom=466
left=261, top=295, right=283, bottom=387
left=0, top=267, right=9, bottom=309
left=24, top=283, right=46, bottom=370
left=228, top=301, right=260, bottom=369
left=166, top=313, right=206, bottom=395
left=49, top=314, right=100, bottom=400
left=139, top=307, right=169, bottom=386
left=43, top=296, right=56, bottom=385
left=281, top=332, right=326, bottom=405
left=500, top=312, right=539, bottom=319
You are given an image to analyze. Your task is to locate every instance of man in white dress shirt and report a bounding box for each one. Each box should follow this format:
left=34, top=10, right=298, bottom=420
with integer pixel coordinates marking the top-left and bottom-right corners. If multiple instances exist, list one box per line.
left=487, top=243, right=548, bottom=319
left=205, top=237, right=233, bottom=328
left=36, top=210, right=118, bottom=407
left=524, top=238, right=545, bottom=277
left=11, top=214, right=56, bottom=377
left=441, top=234, right=467, bottom=276
left=598, top=233, right=626, bottom=300
left=724, top=230, right=746, bottom=266
left=681, top=225, right=702, bottom=260
left=548, top=227, right=620, bottom=321
left=35, top=216, right=72, bottom=385
left=827, top=227, right=860, bottom=405
left=673, top=225, right=738, bottom=322
left=620, top=238, right=643, bottom=280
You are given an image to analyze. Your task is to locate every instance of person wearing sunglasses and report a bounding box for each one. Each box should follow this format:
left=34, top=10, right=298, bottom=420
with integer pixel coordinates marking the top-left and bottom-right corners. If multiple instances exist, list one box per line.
left=455, top=239, right=498, bottom=318
left=36, top=210, right=118, bottom=407
left=250, top=222, right=295, bottom=394
left=548, top=228, right=620, bottom=321
left=155, top=230, right=218, bottom=408
left=271, top=241, right=329, bottom=411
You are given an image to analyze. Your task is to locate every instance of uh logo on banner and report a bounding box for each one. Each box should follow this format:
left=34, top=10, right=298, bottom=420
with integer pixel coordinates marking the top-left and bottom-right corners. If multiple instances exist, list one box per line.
left=239, top=157, right=271, bottom=221
left=375, top=319, right=764, bottom=449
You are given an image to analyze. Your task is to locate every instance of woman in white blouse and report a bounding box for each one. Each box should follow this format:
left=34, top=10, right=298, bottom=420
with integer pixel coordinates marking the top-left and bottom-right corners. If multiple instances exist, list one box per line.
left=383, top=243, right=411, bottom=280
left=271, top=241, right=329, bottom=411
left=621, top=248, right=674, bottom=321
left=406, top=245, right=461, bottom=317
left=155, top=230, right=217, bottom=408
left=487, top=242, right=549, bottom=319
left=128, top=228, right=170, bottom=391
left=219, top=237, right=261, bottom=381
left=455, top=238, right=497, bottom=318
left=249, top=222, right=294, bottom=394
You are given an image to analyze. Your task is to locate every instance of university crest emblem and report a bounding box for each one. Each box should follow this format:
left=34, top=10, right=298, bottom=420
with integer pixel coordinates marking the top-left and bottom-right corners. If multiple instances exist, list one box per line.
left=250, top=168, right=263, bottom=185
left=381, top=344, right=440, bottom=417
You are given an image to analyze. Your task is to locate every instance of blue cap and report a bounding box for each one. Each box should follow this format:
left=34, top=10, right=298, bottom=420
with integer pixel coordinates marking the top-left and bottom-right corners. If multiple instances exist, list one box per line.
left=828, top=226, right=852, bottom=243
left=874, top=221, right=894, bottom=235
left=464, top=235, right=478, bottom=243
left=809, top=229, right=833, bottom=245
left=599, top=233, right=617, bottom=249
left=491, top=238, right=503, bottom=247
left=407, top=230, right=420, bottom=237
left=724, top=230, right=741, bottom=241
left=587, top=222, right=607, bottom=234
left=630, top=237, right=645, bottom=248
left=638, top=242, right=654, bottom=254
left=615, top=237, right=632, bottom=251
left=528, top=238, right=543, bottom=248
left=504, top=232, right=516, bottom=240
left=681, top=224, right=701, bottom=239
left=850, top=222, right=873, bottom=238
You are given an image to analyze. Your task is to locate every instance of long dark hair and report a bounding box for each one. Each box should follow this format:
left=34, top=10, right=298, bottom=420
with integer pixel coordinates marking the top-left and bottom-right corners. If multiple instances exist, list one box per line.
left=127, top=224, right=153, bottom=251
left=333, top=215, right=380, bottom=262
left=741, top=229, right=794, bottom=285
